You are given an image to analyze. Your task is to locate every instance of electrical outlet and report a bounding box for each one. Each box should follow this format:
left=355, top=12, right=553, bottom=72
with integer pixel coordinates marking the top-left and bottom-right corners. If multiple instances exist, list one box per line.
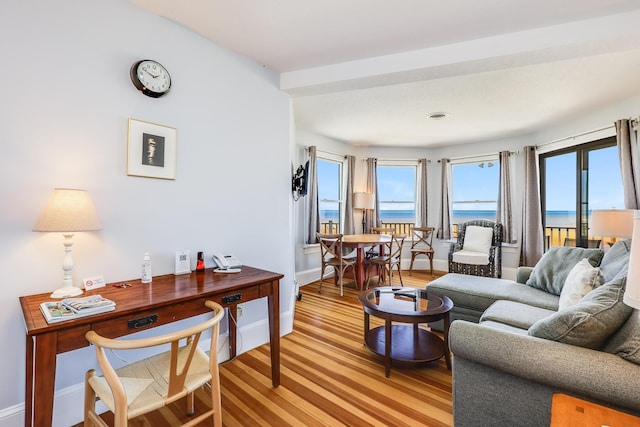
left=237, top=304, right=243, bottom=318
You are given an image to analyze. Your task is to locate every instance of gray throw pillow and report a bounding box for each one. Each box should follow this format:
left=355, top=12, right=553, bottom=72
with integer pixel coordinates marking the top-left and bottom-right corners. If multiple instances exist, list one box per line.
left=599, top=239, right=631, bottom=283
left=528, top=277, right=633, bottom=349
left=525, top=246, right=604, bottom=295
left=602, top=310, right=640, bottom=365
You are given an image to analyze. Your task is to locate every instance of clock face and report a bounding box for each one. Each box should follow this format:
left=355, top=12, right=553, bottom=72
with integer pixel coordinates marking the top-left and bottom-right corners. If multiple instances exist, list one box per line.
left=130, top=60, right=171, bottom=98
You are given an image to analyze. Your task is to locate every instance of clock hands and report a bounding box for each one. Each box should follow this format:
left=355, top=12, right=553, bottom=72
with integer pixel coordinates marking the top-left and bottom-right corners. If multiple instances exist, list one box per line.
left=143, top=69, right=160, bottom=79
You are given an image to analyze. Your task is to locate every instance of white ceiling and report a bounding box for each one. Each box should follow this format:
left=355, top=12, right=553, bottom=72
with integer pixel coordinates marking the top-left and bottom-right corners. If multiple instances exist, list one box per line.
left=129, top=0, right=640, bottom=147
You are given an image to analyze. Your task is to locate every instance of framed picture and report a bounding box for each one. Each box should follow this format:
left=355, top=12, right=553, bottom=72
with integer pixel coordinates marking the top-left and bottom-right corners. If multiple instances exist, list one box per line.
left=127, top=118, right=177, bottom=180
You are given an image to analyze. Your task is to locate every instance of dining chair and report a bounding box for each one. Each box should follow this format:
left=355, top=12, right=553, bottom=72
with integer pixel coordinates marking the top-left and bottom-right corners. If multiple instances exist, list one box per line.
left=84, top=300, right=225, bottom=427
left=366, top=226, right=395, bottom=259
left=409, top=226, right=435, bottom=276
left=317, top=232, right=357, bottom=296
left=366, top=233, right=406, bottom=288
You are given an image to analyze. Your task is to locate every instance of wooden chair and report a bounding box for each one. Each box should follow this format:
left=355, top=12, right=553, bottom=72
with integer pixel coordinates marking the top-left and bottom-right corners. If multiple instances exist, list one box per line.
left=317, top=233, right=357, bottom=296
left=366, top=226, right=394, bottom=259
left=366, top=234, right=406, bottom=288
left=409, top=226, right=435, bottom=276
left=563, top=237, right=602, bottom=248
left=84, top=301, right=225, bottom=427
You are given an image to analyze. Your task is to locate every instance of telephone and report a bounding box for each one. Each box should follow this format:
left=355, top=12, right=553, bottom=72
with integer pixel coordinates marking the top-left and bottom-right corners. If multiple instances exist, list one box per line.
left=212, top=253, right=242, bottom=272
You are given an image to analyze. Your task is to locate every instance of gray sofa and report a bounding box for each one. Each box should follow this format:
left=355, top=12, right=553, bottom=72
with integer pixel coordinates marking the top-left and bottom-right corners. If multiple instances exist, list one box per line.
left=426, top=240, right=640, bottom=427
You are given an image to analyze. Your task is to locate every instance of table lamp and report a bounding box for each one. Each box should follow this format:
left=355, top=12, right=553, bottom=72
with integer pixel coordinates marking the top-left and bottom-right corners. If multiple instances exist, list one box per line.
left=589, top=209, right=634, bottom=247
left=624, top=210, right=640, bottom=309
left=353, top=192, right=375, bottom=234
left=33, top=188, right=102, bottom=298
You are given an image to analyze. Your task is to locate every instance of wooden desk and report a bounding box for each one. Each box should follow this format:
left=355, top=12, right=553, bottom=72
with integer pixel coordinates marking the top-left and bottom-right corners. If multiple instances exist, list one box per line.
left=19, top=266, right=283, bottom=427
left=342, top=234, right=391, bottom=290
left=550, top=393, right=640, bottom=427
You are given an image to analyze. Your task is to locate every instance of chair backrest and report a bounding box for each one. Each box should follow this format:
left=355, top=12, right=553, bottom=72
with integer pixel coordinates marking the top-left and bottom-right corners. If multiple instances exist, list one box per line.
left=411, top=227, right=434, bottom=250
left=387, top=234, right=406, bottom=260
left=85, top=300, right=225, bottom=406
left=317, top=232, right=346, bottom=260
left=564, top=237, right=602, bottom=248
left=371, top=226, right=394, bottom=234
left=457, top=220, right=503, bottom=246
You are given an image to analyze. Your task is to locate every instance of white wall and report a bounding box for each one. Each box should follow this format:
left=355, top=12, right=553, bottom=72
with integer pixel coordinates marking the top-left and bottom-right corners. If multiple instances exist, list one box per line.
left=0, top=1, right=294, bottom=425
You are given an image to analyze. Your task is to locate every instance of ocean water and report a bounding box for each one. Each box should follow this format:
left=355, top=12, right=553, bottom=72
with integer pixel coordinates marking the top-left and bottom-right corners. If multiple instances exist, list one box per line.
left=320, top=209, right=577, bottom=227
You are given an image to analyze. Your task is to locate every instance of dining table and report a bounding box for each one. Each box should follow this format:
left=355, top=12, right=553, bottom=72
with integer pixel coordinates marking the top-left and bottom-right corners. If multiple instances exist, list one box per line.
left=342, top=233, right=392, bottom=290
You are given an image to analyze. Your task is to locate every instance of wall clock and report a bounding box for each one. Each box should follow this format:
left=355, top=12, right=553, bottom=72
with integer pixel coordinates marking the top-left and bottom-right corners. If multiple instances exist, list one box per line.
left=130, top=59, right=171, bottom=98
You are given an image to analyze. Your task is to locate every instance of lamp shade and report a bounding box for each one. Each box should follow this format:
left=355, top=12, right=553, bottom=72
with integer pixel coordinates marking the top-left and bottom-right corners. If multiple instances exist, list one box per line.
left=353, top=192, right=375, bottom=210
left=625, top=210, right=640, bottom=309
left=589, top=209, right=634, bottom=238
left=33, top=188, right=102, bottom=232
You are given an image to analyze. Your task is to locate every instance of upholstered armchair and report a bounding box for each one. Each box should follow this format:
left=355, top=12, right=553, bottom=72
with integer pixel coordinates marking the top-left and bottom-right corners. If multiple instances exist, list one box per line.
left=448, top=219, right=503, bottom=278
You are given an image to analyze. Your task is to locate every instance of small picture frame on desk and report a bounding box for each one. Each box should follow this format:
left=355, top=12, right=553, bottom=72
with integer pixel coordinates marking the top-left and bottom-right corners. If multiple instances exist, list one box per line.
left=175, top=251, right=191, bottom=275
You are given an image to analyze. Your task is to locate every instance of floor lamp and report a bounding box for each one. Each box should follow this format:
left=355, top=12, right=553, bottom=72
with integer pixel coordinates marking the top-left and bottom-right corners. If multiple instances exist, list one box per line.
left=353, top=192, right=375, bottom=234
left=33, top=188, right=102, bottom=298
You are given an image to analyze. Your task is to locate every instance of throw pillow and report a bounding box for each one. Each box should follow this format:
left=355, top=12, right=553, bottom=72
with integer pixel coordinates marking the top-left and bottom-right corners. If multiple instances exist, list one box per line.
left=528, top=277, right=633, bottom=349
left=602, top=310, right=640, bottom=365
left=462, top=225, right=494, bottom=253
left=525, top=246, right=604, bottom=296
left=558, top=258, right=604, bottom=310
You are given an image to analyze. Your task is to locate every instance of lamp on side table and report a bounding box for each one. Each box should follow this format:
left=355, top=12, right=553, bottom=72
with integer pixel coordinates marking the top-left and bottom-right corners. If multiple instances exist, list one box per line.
left=353, top=192, right=375, bottom=234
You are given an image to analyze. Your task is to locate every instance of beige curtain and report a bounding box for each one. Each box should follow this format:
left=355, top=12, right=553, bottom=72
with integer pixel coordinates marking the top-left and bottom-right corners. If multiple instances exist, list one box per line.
left=520, top=146, right=544, bottom=266
left=366, top=158, right=380, bottom=232
left=306, top=146, right=320, bottom=244
left=437, top=159, right=452, bottom=240
left=496, top=151, right=515, bottom=243
left=616, top=119, right=640, bottom=209
left=415, top=159, right=428, bottom=227
left=343, top=155, right=356, bottom=235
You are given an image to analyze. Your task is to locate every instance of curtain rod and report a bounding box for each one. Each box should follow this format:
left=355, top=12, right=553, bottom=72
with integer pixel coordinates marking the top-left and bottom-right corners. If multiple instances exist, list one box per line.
left=305, top=146, right=347, bottom=159
left=364, top=158, right=431, bottom=162
left=536, top=124, right=614, bottom=148
left=437, top=151, right=517, bottom=163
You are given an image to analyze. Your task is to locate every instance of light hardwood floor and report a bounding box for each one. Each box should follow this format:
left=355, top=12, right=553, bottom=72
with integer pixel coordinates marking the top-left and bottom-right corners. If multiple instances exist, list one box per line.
left=75, top=269, right=452, bottom=426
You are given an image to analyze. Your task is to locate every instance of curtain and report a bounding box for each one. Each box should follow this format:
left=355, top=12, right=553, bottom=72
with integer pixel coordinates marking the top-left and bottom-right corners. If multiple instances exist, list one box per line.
left=343, top=155, right=356, bottom=235
left=306, top=146, right=320, bottom=244
left=520, top=146, right=544, bottom=266
left=415, top=159, right=428, bottom=227
left=437, top=159, right=452, bottom=240
left=366, top=158, right=380, bottom=232
left=496, top=151, right=515, bottom=243
left=616, top=119, right=640, bottom=209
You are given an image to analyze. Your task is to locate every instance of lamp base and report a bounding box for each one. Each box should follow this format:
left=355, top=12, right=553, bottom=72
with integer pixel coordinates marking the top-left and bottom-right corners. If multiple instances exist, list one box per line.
left=50, top=286, right=84, bottom=299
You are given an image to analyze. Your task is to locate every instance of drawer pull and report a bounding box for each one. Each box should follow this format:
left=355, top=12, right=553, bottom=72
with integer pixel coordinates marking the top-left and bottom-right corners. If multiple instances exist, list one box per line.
left=127, top=314, right=158, bottom=329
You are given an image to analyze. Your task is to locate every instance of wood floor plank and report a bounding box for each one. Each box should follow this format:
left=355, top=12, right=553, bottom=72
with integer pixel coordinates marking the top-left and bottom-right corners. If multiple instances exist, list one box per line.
left=73, top=269, right=452, bottom=426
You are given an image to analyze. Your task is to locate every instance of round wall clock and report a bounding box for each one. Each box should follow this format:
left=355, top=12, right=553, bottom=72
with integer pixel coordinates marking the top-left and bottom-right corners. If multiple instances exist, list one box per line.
left=130, top=59, right=171, bottom=98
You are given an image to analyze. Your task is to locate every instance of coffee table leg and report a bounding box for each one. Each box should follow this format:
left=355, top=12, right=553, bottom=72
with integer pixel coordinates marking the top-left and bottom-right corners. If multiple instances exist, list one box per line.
left=385, top=318, right=392, bottom=377
left=443, top=312, right=451, bottom=369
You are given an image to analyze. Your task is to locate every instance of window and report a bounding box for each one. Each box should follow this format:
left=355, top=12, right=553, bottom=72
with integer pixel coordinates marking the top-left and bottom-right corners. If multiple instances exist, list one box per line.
left=451, top=159, right=500, bottom=233
left=377, top=162, right=417, bottom=235
left=540, top=137, right=624, bottom=249
left=317, top=156, right=343, bottom=234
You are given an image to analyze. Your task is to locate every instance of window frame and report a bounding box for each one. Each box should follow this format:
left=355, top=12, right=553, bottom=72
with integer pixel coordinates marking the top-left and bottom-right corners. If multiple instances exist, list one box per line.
left=376, top=160, right=418, bottom=232
left=450, top=155, right=500, bottom=230
left=316, top=152, right=346, bottom=236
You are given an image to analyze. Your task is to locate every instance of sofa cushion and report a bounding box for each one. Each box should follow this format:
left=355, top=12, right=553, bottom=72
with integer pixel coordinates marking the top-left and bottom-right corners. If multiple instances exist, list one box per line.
left=452, top=249, right=489, bottom=265
left=480, top=300, right=556, bottom=330
left=602, top=310, right=640, bottom=365
left=528, top=277, right=633, bottom=349
left=599, top=239, right=631, bottom=283
left=525, top=246, right=604, bottom=296
left=558, top=258, right=604, bottom=310
left=427, top=273, right=559, bottom=313
left=463, top=225, right=494, bottom=253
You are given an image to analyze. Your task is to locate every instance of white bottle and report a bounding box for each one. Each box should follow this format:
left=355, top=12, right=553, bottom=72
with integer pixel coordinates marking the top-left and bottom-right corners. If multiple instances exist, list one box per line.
left=141, top=252, right=152, bottom=284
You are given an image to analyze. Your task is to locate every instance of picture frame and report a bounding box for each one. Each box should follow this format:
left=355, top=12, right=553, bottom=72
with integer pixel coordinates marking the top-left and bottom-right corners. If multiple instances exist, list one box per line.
left=127, top=118, right=177, bottom=180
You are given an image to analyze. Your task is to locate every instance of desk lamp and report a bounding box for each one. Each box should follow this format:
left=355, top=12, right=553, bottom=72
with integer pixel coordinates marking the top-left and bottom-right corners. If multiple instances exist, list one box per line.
left=353, top=192, right=375, bottom=234
left=589, top=209, right=634, bottom=247
left=624, top=210, right=640, bottom=309
left=33, top=188, right=102, bottom=298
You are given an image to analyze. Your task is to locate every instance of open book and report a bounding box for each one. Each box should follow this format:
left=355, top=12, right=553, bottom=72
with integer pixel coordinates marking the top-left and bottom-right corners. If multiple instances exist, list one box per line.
left=40, top=295, right=116, bottom=324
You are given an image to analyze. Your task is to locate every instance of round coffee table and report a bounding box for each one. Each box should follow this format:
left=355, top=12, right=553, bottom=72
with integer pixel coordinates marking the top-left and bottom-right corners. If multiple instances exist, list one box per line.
left=359, top=286, right=453, bottom=377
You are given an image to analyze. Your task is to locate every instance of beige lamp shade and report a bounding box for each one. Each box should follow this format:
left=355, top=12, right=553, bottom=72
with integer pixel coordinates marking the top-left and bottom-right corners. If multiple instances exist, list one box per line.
left=589, top=209, right=634, bottom=239
left=33, top=188, right=102, bottom=232
left=624, top=210, right=640, bottom=309
left=353, top=192, right=375, bottom=210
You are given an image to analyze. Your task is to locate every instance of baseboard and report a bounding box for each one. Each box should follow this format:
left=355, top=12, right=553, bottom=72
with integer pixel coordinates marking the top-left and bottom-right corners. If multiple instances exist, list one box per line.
left=0, top=308, right=295, bottom=427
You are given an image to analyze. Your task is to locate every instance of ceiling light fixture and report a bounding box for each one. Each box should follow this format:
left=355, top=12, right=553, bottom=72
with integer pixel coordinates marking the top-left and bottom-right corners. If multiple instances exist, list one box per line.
left=428, top=112, right=449, bottom=120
